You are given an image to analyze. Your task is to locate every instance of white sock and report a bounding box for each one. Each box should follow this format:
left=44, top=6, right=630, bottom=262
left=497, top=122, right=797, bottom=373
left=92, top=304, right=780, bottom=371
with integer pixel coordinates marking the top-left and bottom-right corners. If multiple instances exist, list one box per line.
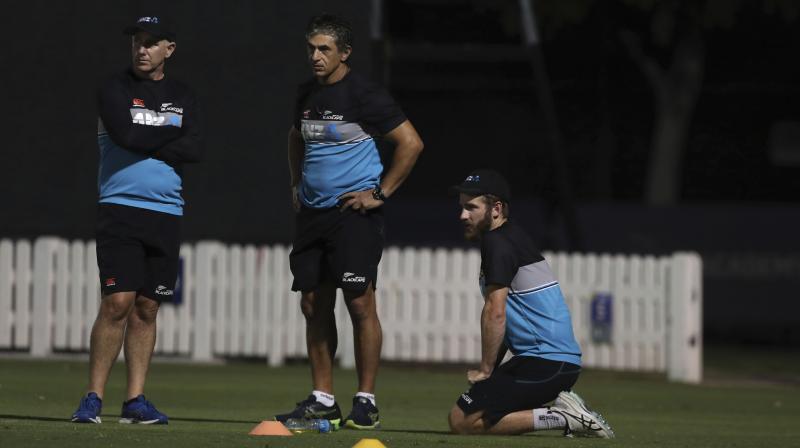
left=312, top=390, right=335, bottom=407
left=355, top=392, right=376, bottom=406
left=533, top=408, right=566, bottom=431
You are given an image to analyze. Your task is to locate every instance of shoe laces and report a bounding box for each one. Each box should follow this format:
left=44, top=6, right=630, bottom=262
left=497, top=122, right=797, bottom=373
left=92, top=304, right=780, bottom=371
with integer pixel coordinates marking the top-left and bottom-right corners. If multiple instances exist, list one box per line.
left=141, top=398, right=156, bottom=412
left=296, top=395, right=318, bottom=408
left=81, top=395, right=101, bottom=412
left=592, top=410, right=612, bottom=429
left=127, top=396, right=156, bottom=413
left=355, top=397, right=373, bottom=407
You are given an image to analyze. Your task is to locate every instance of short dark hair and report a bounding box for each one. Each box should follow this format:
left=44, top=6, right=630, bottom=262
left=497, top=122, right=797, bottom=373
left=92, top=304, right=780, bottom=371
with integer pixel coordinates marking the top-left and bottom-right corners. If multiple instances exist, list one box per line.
left=305, top=13, right=353, bottom=51
left=482, top=194, right=510, bottom=219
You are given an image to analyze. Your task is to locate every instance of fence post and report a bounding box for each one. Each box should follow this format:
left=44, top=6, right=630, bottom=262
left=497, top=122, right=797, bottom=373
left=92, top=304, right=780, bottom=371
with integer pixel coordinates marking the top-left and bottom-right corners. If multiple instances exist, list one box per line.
left=0, top=240, right=13, bottom=348
left=191, top=242, right=215, bottom=361
left=31, top=237, right=62, bottom=357
left=667, top=252, right=703, bottom=383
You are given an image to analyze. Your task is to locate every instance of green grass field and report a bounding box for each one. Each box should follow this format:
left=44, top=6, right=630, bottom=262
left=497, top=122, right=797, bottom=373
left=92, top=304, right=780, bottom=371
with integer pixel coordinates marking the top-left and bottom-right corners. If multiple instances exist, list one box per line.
left=1, top=346, right=799, bottom=448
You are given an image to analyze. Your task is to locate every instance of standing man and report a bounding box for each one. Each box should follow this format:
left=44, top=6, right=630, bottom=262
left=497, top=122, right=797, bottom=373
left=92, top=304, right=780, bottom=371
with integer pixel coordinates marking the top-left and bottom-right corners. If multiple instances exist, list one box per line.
left=275, top=14, right=424, bottom=430
left=71, top=16, right=202, bottom=424
left=447, top=169, right=614, bottom=438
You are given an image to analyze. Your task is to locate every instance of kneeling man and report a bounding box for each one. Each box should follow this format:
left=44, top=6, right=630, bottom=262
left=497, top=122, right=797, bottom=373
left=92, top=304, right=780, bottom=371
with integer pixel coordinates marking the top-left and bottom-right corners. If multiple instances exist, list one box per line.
left=448, top=169, right=614, bottom=438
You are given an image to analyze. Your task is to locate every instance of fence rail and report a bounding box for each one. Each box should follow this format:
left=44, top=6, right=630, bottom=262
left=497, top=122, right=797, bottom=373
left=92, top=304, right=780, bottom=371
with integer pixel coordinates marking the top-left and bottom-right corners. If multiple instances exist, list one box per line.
left=0, top=237, right=702, bottom=383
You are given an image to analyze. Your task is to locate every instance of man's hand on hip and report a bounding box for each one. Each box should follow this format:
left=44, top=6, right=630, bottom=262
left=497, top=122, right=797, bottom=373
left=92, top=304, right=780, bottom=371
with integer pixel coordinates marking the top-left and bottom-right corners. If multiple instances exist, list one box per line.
left=338, top=190, right=383, bottom=213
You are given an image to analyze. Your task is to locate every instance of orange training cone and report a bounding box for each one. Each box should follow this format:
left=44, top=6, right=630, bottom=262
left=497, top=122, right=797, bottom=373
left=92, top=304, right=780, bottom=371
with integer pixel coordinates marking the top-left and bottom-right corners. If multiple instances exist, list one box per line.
left=248, top=420, right=293, bottom=436
left=353, top=439, right=387, bottom=448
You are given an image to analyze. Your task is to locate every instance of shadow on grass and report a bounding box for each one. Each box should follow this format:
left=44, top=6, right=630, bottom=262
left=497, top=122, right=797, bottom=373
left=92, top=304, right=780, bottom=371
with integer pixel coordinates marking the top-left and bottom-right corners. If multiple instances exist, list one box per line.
left=0, top=415, right=455, bottom=433
left=379, top=428, right=453, bottom=435
left=0, top=414, right=67, bottom=423
left=170, top=416, right=259, bottom=424
left=0, top=414, right=258, bottom=425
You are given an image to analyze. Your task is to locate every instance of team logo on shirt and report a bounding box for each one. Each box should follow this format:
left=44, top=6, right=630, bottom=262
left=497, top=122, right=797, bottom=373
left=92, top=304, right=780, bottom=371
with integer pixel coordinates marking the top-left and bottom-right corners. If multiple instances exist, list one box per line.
left=315, top=106, right=343, bottom=121
left=322, top=110, right=343, bottom=120
left=160, top=102, right=183, bottom=114
left=132, top=98, right=145, bottom=107
left=301, top=121, right=344, bottom=140
left=104, top=277, right=116, bottom=287
left=303, top=109, right=310, bottom=119
left=130, top=106, right=183, bottom=127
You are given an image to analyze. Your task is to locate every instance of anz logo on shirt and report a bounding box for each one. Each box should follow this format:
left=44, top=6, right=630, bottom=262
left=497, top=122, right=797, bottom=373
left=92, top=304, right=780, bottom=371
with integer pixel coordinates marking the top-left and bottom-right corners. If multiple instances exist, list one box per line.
left=129, top=102, right=183, bottom=128
left=301, top=120, right=343, bottom=141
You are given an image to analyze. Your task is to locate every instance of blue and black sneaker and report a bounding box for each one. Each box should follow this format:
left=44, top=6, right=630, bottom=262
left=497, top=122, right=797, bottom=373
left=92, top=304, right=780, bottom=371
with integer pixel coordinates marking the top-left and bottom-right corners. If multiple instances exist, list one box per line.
left=119, top=395, right=168, bottom=424
left=71, top=392, right=102, bottom=423
left=275, top=395, right=342, bottom=430
left=344, top=396, right=381, bottom=430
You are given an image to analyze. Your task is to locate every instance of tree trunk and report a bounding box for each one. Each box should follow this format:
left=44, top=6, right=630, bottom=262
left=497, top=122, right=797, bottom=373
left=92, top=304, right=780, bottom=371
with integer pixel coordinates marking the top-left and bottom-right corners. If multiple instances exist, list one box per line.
left=646, top=92, right=694, bottom=204
left=645, top=32, right=704, bottom=205
left=622, top=26, right=705, bottom=206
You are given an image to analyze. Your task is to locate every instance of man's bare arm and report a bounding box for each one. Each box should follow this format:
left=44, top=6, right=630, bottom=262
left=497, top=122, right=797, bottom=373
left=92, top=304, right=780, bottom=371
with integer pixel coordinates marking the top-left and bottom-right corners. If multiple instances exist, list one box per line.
left=467, top=284, right=508, bottom=384
left=339, top=119, right=424, bottom=211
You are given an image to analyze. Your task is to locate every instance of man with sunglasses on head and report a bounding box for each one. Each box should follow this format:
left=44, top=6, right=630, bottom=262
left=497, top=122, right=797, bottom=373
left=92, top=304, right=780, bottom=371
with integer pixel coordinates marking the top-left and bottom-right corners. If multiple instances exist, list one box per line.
left=71, top=15, right=202, bottom=425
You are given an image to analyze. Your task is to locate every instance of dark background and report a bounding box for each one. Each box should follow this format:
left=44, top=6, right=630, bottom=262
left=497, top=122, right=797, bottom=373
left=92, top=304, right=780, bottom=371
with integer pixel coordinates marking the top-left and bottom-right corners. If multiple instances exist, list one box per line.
left=1, top=1, right=798, bottom=346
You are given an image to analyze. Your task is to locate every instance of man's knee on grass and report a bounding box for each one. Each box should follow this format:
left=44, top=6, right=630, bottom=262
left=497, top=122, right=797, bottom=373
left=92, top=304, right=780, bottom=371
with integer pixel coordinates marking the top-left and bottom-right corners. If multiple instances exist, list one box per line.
left=448, top=405, right=488, bottom=435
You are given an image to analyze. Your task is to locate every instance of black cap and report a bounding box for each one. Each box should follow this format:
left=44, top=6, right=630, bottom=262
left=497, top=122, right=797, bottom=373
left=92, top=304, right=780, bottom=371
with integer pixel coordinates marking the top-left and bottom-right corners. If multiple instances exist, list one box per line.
left=449, top=169, right=512, bottom=203
left=123, top=16, right=176, bottom=41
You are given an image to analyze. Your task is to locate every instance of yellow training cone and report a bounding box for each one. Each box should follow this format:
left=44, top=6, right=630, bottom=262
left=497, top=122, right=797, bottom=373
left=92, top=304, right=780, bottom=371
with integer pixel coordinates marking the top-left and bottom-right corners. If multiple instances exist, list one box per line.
left=353, top=439, right=387, bottom=448
left=248, top=420, right=293, bottom=436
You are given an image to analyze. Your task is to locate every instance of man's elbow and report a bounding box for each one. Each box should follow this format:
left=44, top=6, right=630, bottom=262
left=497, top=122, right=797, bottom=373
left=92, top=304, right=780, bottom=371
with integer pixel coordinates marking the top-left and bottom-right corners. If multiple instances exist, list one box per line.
left=410, top=135, right=424, bottom=155
left=178, top=149, right=204, bottom=164
left=483, top=305, right=505, bottom=324
left=185, top=140, right=205, bottom=163
left=490, top=313, right=505, bottom=326
left=185, top=154, right=203, bottom=163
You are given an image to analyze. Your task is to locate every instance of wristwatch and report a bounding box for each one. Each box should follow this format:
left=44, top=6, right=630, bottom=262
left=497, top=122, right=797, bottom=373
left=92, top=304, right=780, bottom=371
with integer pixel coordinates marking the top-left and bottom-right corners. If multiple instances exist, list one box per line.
left=372, top=185, right=387, bottom=201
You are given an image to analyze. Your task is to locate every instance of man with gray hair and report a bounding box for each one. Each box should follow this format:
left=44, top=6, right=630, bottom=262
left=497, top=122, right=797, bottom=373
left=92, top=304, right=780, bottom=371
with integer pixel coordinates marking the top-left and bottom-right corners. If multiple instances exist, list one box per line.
left=71, top=15, right=202, bottom=425
left=275, top=13, right=424, bottom=430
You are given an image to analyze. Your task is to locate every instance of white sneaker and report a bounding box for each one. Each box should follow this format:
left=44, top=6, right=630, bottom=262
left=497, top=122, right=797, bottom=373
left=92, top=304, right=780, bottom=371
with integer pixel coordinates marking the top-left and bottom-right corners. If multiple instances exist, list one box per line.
left=550, top=390, right=615, bottom=438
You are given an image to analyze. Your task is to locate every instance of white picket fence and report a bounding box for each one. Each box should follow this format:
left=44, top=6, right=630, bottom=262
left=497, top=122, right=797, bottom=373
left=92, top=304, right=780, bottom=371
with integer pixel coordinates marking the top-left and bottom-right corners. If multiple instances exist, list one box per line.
left=0, top=237, right=702, bottom=383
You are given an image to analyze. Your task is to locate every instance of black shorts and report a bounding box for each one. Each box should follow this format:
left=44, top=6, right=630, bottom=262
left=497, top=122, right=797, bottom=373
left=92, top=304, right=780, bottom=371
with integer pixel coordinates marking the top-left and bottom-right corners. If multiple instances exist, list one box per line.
left=290, top=205, right=384, bottom=293
left=456, top=356, right=581, bottom=425
left=95, top=203, right=181, bottom=301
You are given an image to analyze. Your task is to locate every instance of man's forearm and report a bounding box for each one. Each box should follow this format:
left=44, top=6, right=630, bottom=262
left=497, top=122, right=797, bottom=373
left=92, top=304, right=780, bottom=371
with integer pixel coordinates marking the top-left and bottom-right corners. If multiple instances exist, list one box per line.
left=479, top=303, right=506, bottom=373
left=98, top=84, right=183, bottom=155
left=156, top=129, right=203, bottom=164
